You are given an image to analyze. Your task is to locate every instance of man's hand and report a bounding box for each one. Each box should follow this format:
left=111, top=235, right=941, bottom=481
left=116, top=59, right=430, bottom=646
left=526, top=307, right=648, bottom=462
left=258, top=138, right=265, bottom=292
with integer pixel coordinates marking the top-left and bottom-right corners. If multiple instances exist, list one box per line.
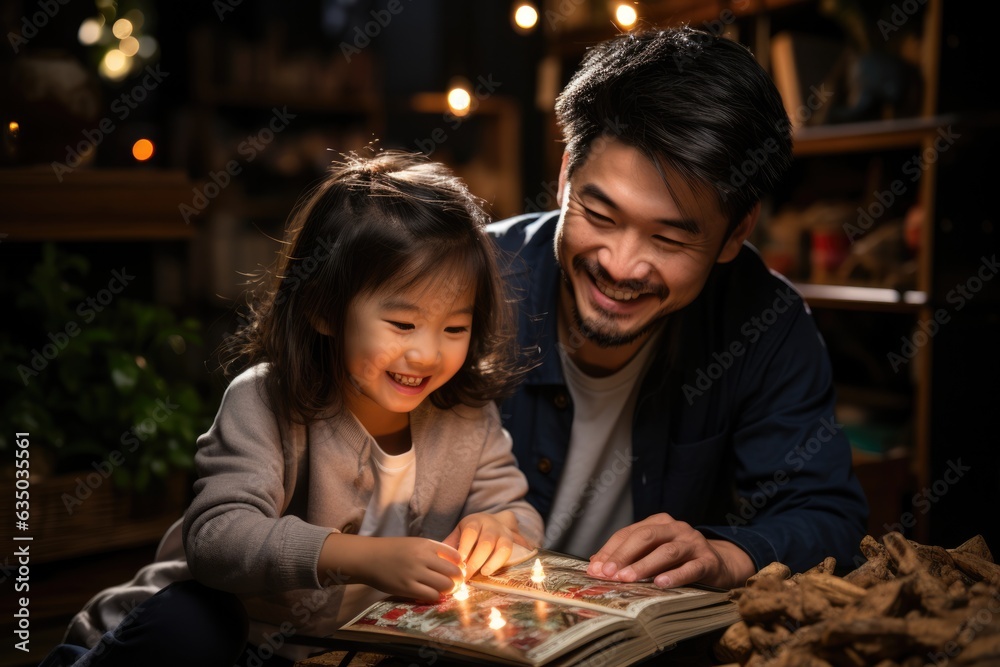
left=443, top=510, right=529, bottom=577
left=585, top=513, right=755, bottom=589
left=323, top=534, right=463, bottom=602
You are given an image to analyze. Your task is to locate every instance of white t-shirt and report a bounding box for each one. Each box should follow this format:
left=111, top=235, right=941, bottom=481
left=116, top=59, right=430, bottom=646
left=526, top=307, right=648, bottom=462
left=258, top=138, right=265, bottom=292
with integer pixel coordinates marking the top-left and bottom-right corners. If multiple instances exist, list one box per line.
left=545, top=336, right=659, bottom=558
left=359, top=440, right=417, bottom=537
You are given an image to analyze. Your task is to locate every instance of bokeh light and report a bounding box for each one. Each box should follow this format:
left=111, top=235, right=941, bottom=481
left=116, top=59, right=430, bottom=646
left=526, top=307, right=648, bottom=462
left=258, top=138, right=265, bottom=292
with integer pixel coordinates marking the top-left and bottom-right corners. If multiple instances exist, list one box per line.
left=615, top=4, right=638, bottom=27
left=132, top=138, right=154, bottom=161
left=78, top=18, right=102, bottom=45
left=447, top=86, right=472, bottom=117
left=513, top=4, right=538, bottom=31
left=112, top=18, right=133, bottom=39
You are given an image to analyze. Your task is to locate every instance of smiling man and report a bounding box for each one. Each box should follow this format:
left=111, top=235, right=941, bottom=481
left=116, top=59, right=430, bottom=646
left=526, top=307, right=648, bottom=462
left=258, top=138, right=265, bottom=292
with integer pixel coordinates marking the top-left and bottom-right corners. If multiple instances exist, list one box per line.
left=490, top=27, right=868, bottom=588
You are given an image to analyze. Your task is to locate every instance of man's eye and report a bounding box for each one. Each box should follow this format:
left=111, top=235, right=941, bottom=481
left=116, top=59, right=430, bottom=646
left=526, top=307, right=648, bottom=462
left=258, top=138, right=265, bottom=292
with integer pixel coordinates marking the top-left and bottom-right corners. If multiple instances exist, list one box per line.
left=653, top=235, right=685, bottom=247
left=583, top=207, right=613, bottom=223
left=387, top=321, right=414, bottom=331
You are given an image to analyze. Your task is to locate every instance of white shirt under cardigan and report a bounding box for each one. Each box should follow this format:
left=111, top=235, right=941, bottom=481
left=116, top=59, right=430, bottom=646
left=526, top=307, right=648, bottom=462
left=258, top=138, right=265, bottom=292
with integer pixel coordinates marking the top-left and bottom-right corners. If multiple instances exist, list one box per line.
left=545, top=334, right=659, bottom=558
left=65, top=364, right=542, bottom=657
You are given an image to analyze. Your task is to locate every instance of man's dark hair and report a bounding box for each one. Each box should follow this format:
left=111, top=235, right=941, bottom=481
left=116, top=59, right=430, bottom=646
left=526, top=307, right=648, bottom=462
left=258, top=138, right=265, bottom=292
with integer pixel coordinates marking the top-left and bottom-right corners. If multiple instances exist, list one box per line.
left=555, top=27, right=793, bottom=230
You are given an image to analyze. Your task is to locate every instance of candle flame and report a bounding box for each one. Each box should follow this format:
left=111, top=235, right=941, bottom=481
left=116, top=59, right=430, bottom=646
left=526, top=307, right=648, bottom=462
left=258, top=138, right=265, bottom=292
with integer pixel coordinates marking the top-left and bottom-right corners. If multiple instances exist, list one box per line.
left=530, top=557, right=545, bottom=584
left=488, top=607, right=506, bottom=630
left=453, top=583, right=470, bottom=601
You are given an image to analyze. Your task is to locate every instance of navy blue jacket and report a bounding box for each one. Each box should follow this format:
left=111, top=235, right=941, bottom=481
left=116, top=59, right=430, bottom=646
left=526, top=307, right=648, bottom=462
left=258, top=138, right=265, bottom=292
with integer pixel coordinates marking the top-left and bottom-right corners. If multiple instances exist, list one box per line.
left=489, top=211, right=868, bottom=573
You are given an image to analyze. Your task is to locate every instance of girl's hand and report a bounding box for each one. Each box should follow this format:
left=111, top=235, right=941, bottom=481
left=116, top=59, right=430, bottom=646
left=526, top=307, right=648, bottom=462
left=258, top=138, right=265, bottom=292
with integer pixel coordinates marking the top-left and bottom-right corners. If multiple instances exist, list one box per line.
left=326, top=535, right=463, bottom=601
left=443, top=511, right=528, bottom=577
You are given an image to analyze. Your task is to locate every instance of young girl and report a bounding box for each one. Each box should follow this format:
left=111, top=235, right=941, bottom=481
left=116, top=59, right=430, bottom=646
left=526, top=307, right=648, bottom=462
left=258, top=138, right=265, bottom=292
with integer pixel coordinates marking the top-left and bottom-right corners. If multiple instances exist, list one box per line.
left=44, top=152, right=543, bottom=667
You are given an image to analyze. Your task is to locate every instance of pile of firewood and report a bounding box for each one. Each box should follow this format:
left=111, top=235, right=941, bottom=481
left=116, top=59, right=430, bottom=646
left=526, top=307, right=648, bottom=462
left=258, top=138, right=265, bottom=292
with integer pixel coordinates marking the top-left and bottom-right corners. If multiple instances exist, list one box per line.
left=715, top=532, right=1000, bottom=666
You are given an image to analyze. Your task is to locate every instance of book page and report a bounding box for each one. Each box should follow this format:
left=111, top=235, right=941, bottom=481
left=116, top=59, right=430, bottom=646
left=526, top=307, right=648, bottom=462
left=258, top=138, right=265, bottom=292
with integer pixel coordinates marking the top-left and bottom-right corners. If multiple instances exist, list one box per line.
left=336, top=585, right=628, bottom=666
left=470, top=551, right=730, bottom=618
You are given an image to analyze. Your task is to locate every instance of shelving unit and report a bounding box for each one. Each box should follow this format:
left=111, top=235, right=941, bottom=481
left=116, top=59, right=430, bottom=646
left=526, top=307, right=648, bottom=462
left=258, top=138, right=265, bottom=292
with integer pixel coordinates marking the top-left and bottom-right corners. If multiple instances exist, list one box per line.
left=540, top=0, right=949, bottom=541
left=185, top=25, right=385, bottom=305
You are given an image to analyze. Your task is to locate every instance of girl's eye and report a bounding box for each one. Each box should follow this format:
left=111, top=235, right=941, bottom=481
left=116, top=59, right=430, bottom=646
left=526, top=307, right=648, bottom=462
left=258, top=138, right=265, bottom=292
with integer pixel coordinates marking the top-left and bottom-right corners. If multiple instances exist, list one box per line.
left=445, top=326, right=470, bottom=334
left=387, top=321, right=414, bottom=331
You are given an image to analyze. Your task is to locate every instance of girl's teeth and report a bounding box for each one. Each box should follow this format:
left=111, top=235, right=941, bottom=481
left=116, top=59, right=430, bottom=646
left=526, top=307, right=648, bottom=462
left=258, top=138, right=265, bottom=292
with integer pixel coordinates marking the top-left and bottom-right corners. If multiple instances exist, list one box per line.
left=391, top=372, right=422, bottom=387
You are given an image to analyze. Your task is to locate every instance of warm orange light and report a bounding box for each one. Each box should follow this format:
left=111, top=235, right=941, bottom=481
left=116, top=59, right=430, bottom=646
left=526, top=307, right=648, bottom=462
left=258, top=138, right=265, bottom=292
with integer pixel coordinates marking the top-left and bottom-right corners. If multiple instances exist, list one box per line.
left=513, top=4, right=538, bottom=30
left=447, top=86, right=472, bottom=117
left=615, top=4, right=638, bottom=27
left=453, top=583, right=470, bottom=601
left=530, top=558, right=546, bottom=584
left=132, top=138, right=154, bottom=161
left=488, top=607, right=506, bottom=630
left=112, top=18, right=133, bottom=39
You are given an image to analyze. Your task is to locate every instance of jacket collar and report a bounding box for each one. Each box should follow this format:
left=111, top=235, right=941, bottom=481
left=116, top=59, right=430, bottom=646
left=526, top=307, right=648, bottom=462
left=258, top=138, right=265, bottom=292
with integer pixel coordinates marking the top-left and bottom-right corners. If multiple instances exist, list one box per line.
left=503, top=212, right=568, bottom=386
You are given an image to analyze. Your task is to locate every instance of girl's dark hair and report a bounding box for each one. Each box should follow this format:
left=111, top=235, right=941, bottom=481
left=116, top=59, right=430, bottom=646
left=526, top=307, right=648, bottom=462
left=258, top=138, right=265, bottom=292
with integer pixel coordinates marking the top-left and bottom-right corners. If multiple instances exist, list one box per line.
left=555, top=27, right=793, bottom=231
left=224, top=151, right=524, bottom=425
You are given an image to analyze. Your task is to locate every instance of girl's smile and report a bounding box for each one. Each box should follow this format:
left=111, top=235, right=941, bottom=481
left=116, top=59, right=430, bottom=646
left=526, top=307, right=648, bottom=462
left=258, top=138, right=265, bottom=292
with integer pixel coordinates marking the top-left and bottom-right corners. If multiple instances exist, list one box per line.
left=387, top=371, right=429, bottom=392
left=342, top=276, right=475, bottom=435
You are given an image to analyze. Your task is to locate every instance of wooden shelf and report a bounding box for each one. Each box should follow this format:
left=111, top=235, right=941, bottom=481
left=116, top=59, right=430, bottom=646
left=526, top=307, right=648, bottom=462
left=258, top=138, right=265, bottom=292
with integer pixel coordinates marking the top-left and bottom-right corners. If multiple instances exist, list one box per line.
left=793, top=282, right=927, bottom=312
left=0, top=169, right=197, bottom=241
left=200, top=88, right=378, bottom=115
left=793, top=115, right=958, bottom=156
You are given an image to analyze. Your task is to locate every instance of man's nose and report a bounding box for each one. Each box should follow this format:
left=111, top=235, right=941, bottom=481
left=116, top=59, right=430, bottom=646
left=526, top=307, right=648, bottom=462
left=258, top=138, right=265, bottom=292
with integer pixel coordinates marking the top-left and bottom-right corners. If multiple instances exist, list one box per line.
left=598, top=232, right=653, bottom=284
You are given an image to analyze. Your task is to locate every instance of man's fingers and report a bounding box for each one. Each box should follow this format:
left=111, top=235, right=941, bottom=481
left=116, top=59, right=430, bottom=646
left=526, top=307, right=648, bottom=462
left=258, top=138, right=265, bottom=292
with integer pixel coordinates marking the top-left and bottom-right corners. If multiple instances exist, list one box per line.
left=612, top=539, right=691, bottom=582
left=590, top=523, right=686, bottom=579
left=652, top=556, right=710, bottom=588
left=588, top=527, right=632, bottom=575
left=588, top=514, right=679, bottom=576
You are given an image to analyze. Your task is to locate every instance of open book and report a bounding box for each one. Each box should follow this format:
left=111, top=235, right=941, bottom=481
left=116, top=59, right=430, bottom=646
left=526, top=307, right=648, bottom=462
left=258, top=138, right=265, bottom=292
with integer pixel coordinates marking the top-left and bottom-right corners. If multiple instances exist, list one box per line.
left=331, top=549, right=739, bottom=666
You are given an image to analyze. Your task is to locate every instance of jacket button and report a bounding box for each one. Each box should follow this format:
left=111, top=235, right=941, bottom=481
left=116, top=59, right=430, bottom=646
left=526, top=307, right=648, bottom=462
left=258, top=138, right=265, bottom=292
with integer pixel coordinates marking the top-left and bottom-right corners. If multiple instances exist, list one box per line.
left=537, top=457, right=552, bottom=474
left=553, top=393, right=569, bottom=409
left=341, top=522, right=356, bottom=534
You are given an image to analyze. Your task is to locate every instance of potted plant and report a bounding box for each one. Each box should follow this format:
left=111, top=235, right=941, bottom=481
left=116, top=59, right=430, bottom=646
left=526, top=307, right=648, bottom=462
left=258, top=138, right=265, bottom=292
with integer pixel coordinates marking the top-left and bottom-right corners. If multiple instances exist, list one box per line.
left=1, top=243, right=216, bottom=561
